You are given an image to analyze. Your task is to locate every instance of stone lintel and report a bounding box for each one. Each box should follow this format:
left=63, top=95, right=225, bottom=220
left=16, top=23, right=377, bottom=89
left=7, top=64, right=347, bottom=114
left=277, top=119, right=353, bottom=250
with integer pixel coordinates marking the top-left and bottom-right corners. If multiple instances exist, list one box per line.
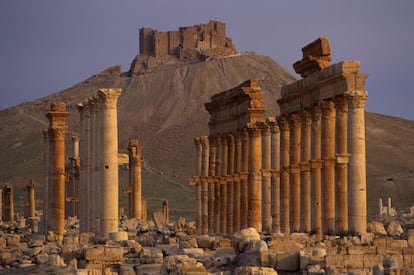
left=336, top=154, right=351, bottom=164
left=310, top=159, right=324, bottom=169
left=293, top=37, right=331, bottom=78
left=323, top=158, right=336, bottom=167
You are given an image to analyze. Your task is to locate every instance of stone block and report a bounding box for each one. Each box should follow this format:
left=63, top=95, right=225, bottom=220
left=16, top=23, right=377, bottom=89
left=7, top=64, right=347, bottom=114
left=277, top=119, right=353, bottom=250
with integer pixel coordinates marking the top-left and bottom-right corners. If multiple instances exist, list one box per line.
left=244, top=240, right=268, bottom=253
left=299, top=251, right=310, bottom=270
left=408, top=229, right=414, bottom=247
left=79, top=232, right=94, bottom=245
left=368, top=221, right=387, bottom=236
left=348, top=245, right=376, bottom=255
left=6, top=234, right=20, bottom=247
left=196, top=235, right=216, bottom=249
left=162, top=255, right=206, bottom=274
left=152, top=211, right=169, bottom=232
left=363, top=254, right=383, bottom=268
left=387, top=221, right=404, bottom=237
left=109, top=231, right=128, bottom=242
left=361, top=233, right=375, bottom=245
left=217, top=238, right=232, bottom=248
left=234, top=266, right=278, bottom=275
left=232, top=227, right=260, bottom=253
left=119, top=264, right=135, bottom=275
left=48, top=254, right=66, bottom=267
left=84, top=245, right=125, bottom=262
left=344, top=254, right=364, bottom=269
left=276, top=252, right=299, bottom=272
left=0, top=237, right=6, bottom=249
left=182, top=248, right=204, bottom=257
left=373, top=237, right=387, bottom=248
left=389, top=239, right=408, bottom=248
left=325, top=255, right=344, bottom=269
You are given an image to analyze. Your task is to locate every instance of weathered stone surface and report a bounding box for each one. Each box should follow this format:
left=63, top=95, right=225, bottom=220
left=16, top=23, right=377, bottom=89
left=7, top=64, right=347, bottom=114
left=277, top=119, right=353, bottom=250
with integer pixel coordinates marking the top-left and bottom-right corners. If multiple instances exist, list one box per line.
left=387, top=221, right=404, bottom=237
left=161, top=255, right=206, bottom=274
left=152, top=211, right=169, bottom=232
left=6, top=234, right=20, bottom=248
left=244, top=240, right=268, bottom=254
left=368, top=221, right=387, bottom=235
left=232, top=227, right=261, bottom=254
left=234, top=266, right=278, bottom=275
left=109, top=231, right=128, bottom=242
left=276, top=252, right=299, bottom=271
left=84, top=245, right=125, bottom=262
left=196, top=235, right=216, bottom=249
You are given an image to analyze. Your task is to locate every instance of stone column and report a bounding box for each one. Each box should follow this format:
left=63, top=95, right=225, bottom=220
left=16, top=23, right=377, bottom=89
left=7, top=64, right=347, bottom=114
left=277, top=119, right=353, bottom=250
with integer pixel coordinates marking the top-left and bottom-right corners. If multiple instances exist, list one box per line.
left=142, top=199, right=147, bottom=220
left=208, top=136, right=216, bottom=233
left=70, top=135, right=80, bottom=218
left=379, top=198, right=383, bottom=215
left=268, top=118, right=281, bottom=233
left=321, top=100, right=336, bottom=235
left=240, top=129, right=249, bottom=229
left=220, top=135, right=228, bottom=234
left=77, top=103, right=89, bottom=233
left=27, top=179, right=36, bottom=218
left=233, top=132, right=242, bottom=232
left=388, top=197, right=392, bottom=216
left=289, top=113, right=301, bottom=232
left=226, top=134, right=235, bottom=234
left=97, top=88, right=121, bottom=239
left=200, top=136, right=209, bottom=234
left=163, top=200, right=169, bottom=223
left=261, top=124, right=272, bottom=233
left=310, top=105, right=323, bottom=235
left=3, top=183, right=14, bottom=222
left=42, top=129, right=49, bottom=233
left=248, top=124, right=262, bottom=232
left=0, top=189, right=2, bottom=222
left=335, top=97, right=349, bottom=234
left=128, top=139, right=142, bottom=220
left=194, top=137, right=202, bottom=234
left=347, top=93, right=368, bottom=234
left=300, top=110, right=311, bottom=232
left=214, top=135, right=222, bottom=234
left=278, top=116, right=290, bottom=233
left=47, top=102, right=69, bottom=241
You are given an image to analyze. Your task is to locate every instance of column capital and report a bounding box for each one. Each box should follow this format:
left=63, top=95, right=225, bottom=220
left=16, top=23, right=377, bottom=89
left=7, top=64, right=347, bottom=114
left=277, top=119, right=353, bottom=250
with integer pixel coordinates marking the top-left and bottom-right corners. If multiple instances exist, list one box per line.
left=310, top=159, right=324, bottom=169
left=247, top=124, right=262, bottom=138
left=277, top=116, right=290, bottom=131
left=194, top=137, right=202, bottom=147
left=97, top=88, right=122, bottom=109
left=320, top=99, right=335, bottom=112
left=267, top=117, right=280, bottom=134
left=48, top=127, right=66, bottom=142
left=323, top=158, right=336, bottom=167
left=345, top=93, right=368, bottom=108
left=226, top=133, right=235, bottom=144
left=299, top=162, right=310, bottom=172
left=200, top=136, right=209, bottom=147
left=46, top=102, right=69, bottom=128
left=334, top=96, right=349, bottom=114
left=289, top=165, right=301, bottom=174
left=301, top=110, right=311, bottom=126
left=288, top=113, right=301, bottom=130
left=311, top=105, right=322, bottom=121
left=208, top=135, right=217, bottom=145
left=128, top=139, right=142, bottom=160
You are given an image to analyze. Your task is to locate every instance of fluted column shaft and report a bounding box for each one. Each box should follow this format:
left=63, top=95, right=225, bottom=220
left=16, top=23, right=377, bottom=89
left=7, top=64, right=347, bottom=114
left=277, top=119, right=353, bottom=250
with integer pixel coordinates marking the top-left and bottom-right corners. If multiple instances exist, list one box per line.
left=128, top=140, right=142, bottom=220
left=335, top=97, right=349, bottom=234
left=300, top=111, right=311, bottom=232
left=208, top=136, right=216, bottom=233
left=261, top=125, right=272, bottom=233
left=311, top=106, right=322, bottom=235
left=47, top=102, right=69, bottom=241
left=289, top=114, right=301, bottom=232
left=98, top=88, right=121, bottom=239
left=233, top=133, right=242, bottom=232
left=214, top=135, right=222, bottom=234
left=347, top=93, right=368, bottom=234
left=248, top=125, right=262, bottom=232
left=226, top=134, right=235, bottom=234
left=220, top=135, right=228, bottom=234
left=240, top=129, right=249, bottom=229
left=269, top=119, right=281, bottom=233
left=200, top=136, right=209, bottom=234
left=194, top=137, right=202, bottom=235
left=321, top=100, right=336, bottom=235
left=278, top=116, right=290, bottom=234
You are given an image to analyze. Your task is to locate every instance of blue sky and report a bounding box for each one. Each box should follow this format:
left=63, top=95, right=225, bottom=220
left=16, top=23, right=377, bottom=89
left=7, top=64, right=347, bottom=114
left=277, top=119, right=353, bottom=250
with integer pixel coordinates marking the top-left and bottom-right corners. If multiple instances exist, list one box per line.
left=1, top=0, right=413, bottom=119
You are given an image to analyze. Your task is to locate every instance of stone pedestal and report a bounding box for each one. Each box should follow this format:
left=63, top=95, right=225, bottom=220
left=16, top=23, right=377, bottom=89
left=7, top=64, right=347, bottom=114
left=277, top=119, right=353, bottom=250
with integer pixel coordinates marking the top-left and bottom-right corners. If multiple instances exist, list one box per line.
left=46, top=102, right=69, bottom=241
left=97, top=88, right=121, bottom=239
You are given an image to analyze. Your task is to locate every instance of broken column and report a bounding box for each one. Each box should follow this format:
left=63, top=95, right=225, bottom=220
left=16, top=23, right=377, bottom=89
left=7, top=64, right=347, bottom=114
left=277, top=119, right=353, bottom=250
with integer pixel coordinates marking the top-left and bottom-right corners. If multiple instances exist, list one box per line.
left=97, top=88, right=122, bottom=239
left=162, top=200, right=169, bottom=223
left=128, top=139, right=142, bottom=220
left=46, top=102, right=69, bottom=241
left=26, top=179, right=36, bottom=219
left=3, top=183, right=14, bottom=222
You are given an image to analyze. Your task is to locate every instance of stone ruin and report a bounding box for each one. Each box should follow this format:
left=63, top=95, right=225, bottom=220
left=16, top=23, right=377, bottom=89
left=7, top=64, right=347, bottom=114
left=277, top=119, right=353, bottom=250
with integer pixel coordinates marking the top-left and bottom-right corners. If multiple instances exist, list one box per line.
left=191, top=37, right=369, bottom=237
left=129, top=20, right=238, bottom=74
left=2, top=33, right=414, bottom=274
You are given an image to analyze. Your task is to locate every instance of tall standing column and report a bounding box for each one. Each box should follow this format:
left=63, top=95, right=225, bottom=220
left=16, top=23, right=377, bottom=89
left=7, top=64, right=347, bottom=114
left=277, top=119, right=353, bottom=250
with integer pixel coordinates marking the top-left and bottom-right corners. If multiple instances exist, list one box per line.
left=128, top=139, right=142, bottom=220
left=335, top=97, right=349, bottom=234
left=289, top=114, right=301, bottom=232
left=310, top=106, right=323, bottom=235
left=194, top=137, right=202, bottom=234
left=214, top=135, right=222, bottom=234
left=347, top=93, right=368, bottom=234
left=248, top=124, right=262, bottom=232
left=208, top=136, right=216, bottom=234
left=77, top=103, right=89, bottom=233
left=0, top=189, right=2, bottom=222
left=321, top=100, right=336, bottom=235
left=27, top=179, right=36, bottom=218
left=3, top=184, right=14, bottom=222
left=88, top=98, right=97, bottom=232
left=240, top=129, right=249, bottom=229
left=278, top=116, right=290, bottom=234
left=300, top=110, right=311, bottom=232
left=42, top=129, right=49, bottom=233
left=200, top=136, right=209, bottom=234
left=268, top=118, right=281, bottom=233
left=226, top=134, right=235, bottom=234
left=97, top=88, right=121, bottom=239
left=70, top=136, right=80, bottom=218
left=220, top=134, right=228, bottom=234
left=261, top=124, right=272, bottom=233
left=46, top=102, right=69, bottom=241
left=233, top=132, right=242, bottom=232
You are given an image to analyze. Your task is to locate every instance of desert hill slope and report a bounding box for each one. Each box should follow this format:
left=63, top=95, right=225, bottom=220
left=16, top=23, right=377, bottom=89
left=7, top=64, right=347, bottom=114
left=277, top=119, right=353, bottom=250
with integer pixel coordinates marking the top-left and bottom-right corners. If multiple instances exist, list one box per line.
left=0, top=53, right=413, bottom=218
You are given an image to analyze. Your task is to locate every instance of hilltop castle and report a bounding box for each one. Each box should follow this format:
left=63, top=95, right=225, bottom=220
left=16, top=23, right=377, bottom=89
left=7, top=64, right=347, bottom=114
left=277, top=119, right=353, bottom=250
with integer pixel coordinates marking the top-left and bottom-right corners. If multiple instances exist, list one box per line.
left=129, top=20, right=237, bottom=74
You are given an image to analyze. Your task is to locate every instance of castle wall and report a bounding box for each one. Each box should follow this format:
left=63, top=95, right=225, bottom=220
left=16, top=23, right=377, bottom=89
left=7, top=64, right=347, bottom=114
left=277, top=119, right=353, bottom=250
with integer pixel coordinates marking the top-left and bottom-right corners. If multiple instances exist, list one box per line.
left=168, top=31, right=180, bottom=56
left=154, top=32, right=168, bottom=58
left=139, top=28, right=155, bottom=55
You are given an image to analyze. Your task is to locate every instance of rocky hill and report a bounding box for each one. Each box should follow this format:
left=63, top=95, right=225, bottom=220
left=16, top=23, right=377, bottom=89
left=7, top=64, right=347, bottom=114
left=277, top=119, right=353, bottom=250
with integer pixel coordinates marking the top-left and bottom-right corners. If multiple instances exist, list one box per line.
left=0, top=53, right=413, bottom=219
